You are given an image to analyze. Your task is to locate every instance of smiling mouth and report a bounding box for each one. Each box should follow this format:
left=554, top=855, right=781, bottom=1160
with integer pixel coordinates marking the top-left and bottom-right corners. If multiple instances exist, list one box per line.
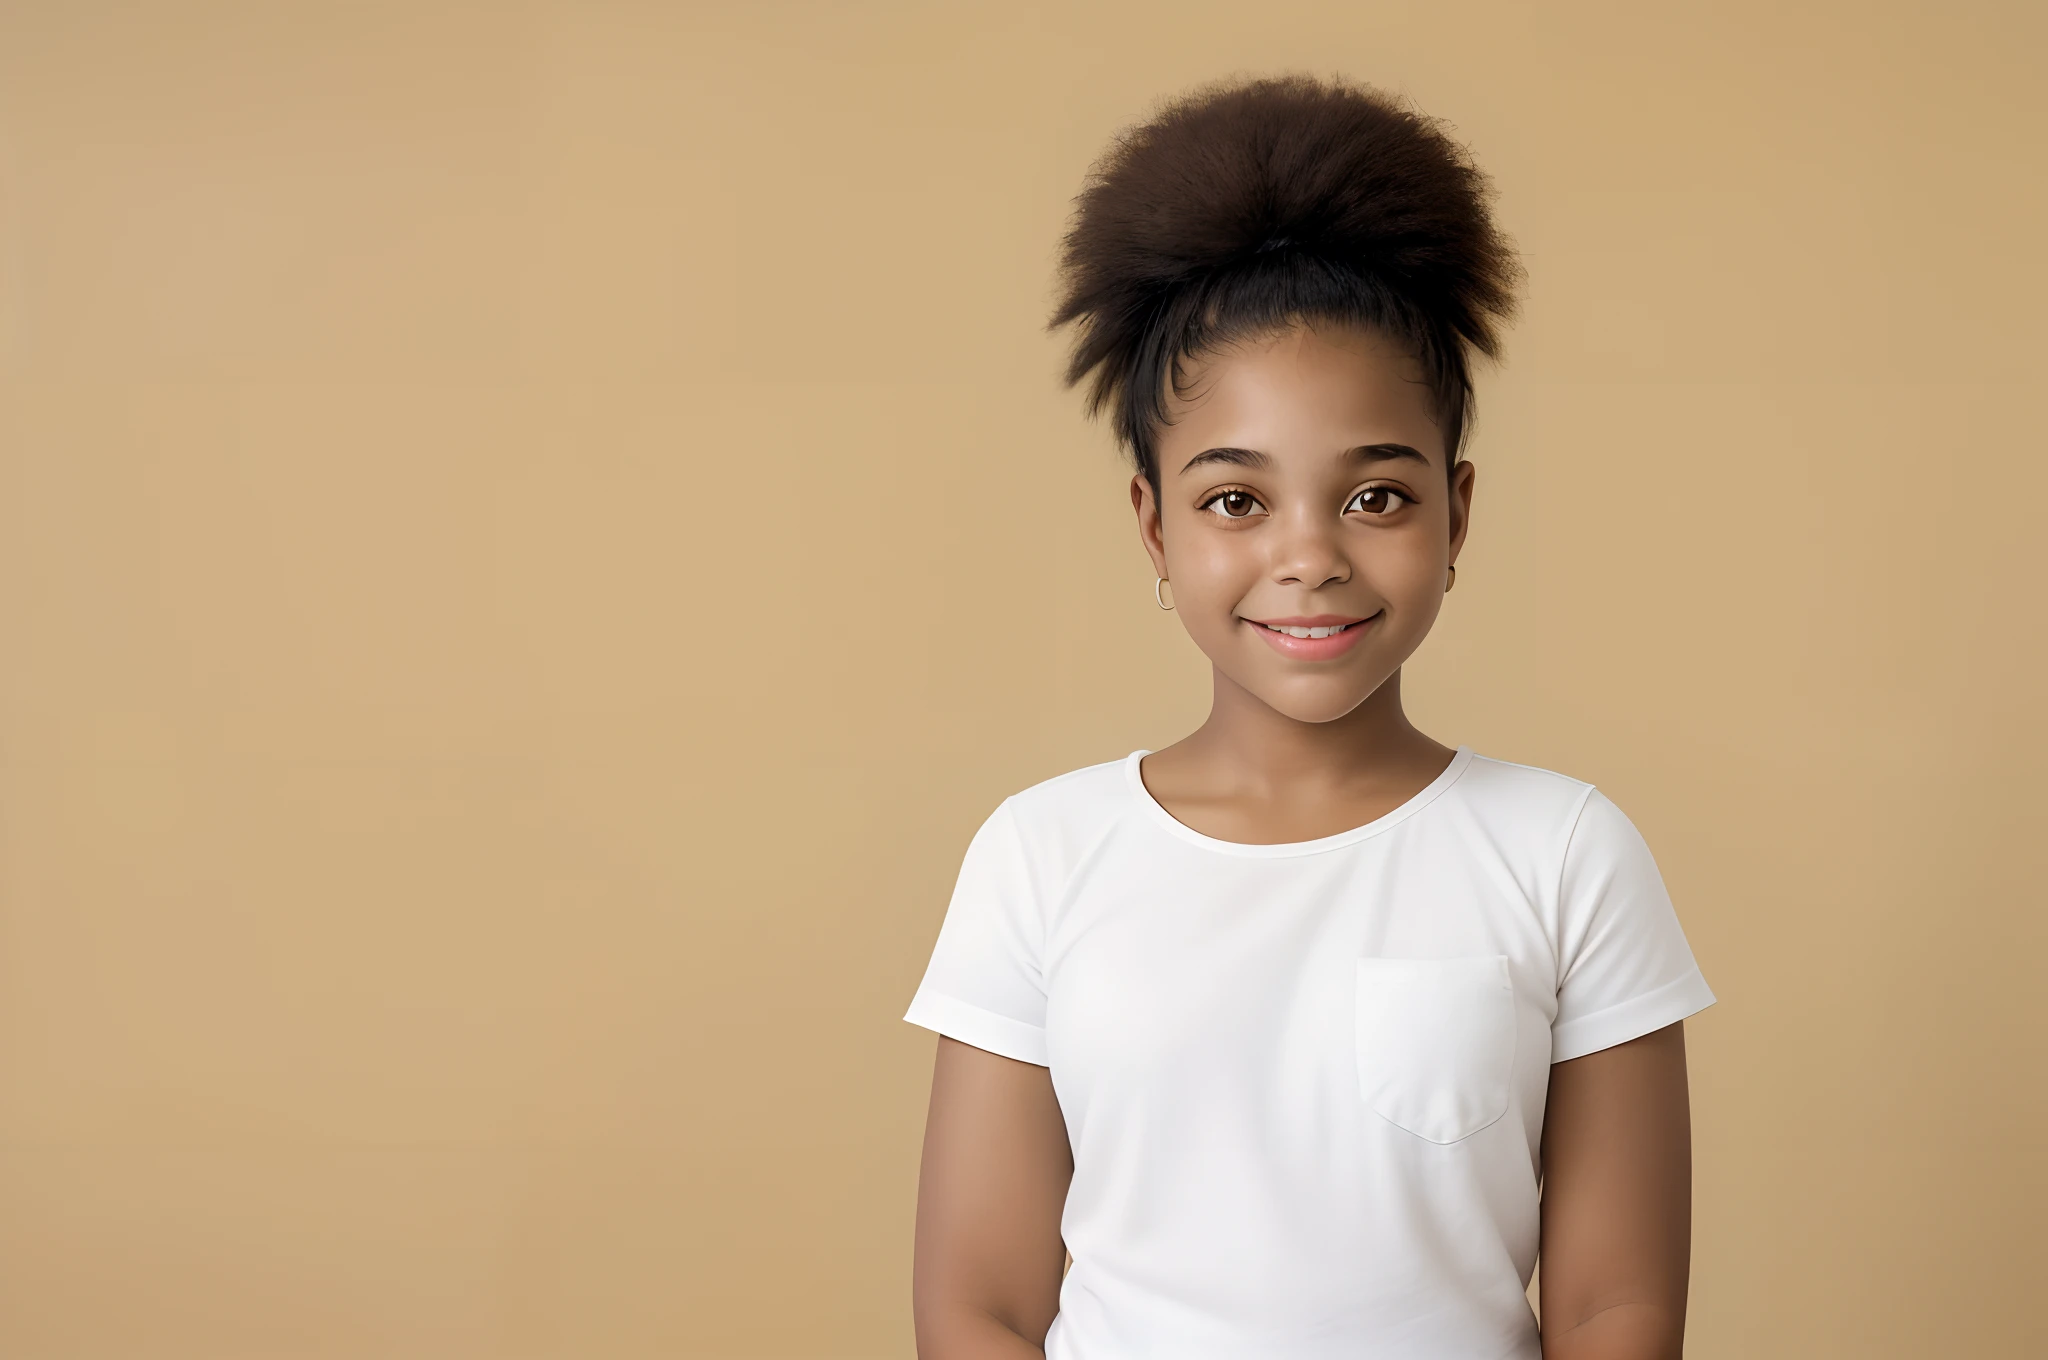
left=1242, top=612, right=1380, bottom=659
left=1255, top=621, right=1358, bottom=639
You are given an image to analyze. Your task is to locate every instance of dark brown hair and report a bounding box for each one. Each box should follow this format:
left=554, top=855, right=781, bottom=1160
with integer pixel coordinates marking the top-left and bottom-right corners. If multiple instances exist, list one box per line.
left=1049, top=74, right=1522, bottom=489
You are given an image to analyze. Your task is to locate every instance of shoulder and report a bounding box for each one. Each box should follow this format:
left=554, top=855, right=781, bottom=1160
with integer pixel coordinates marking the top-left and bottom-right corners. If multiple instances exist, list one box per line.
left=959, top=754, right=1140, bottom=888
left=1002, top=753, right=1138, bottom=838
left=1447, top=751, right=1599, bottom=835
left=1444, top=752, right=1660, bottom=865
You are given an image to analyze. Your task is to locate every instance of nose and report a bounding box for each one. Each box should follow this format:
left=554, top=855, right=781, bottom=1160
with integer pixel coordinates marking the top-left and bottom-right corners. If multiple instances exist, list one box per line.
left=1267, top=506, right=1351, bottom=590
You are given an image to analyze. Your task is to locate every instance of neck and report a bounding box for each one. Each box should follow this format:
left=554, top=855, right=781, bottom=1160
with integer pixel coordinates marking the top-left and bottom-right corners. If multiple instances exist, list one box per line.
left=1185, top=666, right=1440, bottom=791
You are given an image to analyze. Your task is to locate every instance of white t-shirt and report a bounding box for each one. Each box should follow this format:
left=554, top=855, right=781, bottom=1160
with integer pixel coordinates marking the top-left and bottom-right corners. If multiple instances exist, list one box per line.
left=903, top=747, right=1715, bottom=1360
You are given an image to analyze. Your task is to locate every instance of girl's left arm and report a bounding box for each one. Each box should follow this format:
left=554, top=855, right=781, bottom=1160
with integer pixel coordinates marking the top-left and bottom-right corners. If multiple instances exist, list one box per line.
left=1537, top=1020, right=1695, bottom=1360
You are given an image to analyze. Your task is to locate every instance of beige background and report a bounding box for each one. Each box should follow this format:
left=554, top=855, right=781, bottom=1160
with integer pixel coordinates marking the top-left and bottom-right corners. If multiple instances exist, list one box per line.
left=2, top=1, right=2043, bottom=1356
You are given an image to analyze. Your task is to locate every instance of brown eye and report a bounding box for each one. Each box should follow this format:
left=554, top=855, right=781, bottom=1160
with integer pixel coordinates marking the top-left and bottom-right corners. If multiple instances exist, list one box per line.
left=1201, top=490, right=1266, bottom=519
left=1346, top=486, right=1411, bottom=516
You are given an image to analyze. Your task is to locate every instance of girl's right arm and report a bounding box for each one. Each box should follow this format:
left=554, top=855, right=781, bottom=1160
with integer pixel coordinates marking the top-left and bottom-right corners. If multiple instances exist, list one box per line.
left=911, top=1035, right=1074, bottom=1359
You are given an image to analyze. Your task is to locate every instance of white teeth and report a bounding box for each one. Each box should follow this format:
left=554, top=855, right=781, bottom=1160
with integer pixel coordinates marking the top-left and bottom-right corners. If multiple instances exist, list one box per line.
left=1264, top=623, right=1348, bottom=639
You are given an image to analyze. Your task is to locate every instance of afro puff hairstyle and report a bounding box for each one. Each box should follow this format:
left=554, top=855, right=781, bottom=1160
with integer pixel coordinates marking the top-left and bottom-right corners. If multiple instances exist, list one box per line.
left=1049, top=74, right=1522, bottom=491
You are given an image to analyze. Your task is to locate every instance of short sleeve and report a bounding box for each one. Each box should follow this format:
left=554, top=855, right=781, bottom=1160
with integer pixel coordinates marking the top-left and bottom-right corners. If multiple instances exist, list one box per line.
left=1549, top=788, right=1716, bottom=1063
left=902, top=799, right=1050, bottom=1066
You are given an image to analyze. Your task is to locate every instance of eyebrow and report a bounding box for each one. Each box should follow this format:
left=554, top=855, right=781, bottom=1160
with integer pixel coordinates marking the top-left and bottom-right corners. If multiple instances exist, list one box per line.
left=1347, top=442, right=1431, bottom=467
left=1176, top=442, right=1432, bottom=475
left=1177, top=446, right=1272, bottom=474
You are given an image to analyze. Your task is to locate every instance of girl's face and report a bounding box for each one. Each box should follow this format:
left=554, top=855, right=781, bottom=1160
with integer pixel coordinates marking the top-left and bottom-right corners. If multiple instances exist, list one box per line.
left=1133, top=323, right=1474, bottom=725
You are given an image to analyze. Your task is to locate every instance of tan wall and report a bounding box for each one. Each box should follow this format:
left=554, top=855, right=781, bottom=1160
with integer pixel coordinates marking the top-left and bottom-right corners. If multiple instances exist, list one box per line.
left=2, top=2, right=2042, bottom=1356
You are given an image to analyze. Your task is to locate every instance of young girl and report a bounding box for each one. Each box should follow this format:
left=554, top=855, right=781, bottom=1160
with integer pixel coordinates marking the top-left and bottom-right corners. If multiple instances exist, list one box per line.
left=903, top=74, right=1713, bottom=1360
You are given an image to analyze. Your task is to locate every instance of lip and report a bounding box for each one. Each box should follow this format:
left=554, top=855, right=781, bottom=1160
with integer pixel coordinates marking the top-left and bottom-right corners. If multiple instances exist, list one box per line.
left=1248, top=614, right=1369, bottom=627
left=1242, top=611, right=1378, bottom=660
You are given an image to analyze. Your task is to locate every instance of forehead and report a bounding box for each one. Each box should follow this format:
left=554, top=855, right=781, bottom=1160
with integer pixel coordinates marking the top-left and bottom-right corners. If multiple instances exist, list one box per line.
left=1159, top=324, right=1443, bottom=471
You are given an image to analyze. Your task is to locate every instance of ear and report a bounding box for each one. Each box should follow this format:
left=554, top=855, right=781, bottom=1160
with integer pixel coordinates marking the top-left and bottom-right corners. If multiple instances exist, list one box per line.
left=1131, top=474, right=1169, bottom=579
left=1447, top=459, right=1477, bottom=567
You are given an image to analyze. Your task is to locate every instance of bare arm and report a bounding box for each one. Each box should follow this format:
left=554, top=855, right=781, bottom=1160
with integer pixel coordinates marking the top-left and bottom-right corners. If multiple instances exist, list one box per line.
left=912, top=1035, right=1073, bottom=1359
left=1538, top=1021, right=1694, bottom=1360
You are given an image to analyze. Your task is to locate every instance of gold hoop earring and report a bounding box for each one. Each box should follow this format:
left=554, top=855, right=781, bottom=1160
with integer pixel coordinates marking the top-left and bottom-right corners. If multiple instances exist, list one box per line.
left=1155, top=576, right=1174, bottom=611
left=1446, top=565, right=1457, bottom=592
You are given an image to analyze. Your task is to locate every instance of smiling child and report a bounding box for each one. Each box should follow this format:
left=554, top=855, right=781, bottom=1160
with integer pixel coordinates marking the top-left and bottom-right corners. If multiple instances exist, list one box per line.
left=904, top=74, right=1714, bottom=1360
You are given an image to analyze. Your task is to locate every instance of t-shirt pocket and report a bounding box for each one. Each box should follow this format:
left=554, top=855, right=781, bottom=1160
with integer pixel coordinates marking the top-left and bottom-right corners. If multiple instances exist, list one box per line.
left=1354, top=954, right=1516, bottom=1144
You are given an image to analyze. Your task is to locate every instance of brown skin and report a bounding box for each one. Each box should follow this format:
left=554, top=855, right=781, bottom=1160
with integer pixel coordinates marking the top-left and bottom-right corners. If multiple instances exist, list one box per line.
left=911, top=1039, right=1071, bottom=1359
left=1131, top=323, right=1468, bottom=837
left=912, top=322, right=1694, bottom=1359
left=1540, top=1021, right=1693, bottom=1359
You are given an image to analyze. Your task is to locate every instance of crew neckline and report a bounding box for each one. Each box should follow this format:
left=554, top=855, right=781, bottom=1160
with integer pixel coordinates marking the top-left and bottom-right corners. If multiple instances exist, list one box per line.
left=1123, top=746, right=1475, bottom=858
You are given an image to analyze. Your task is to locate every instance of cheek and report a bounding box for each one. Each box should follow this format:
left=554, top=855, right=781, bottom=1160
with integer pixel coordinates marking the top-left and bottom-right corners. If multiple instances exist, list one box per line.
left=1164, top=522, right=1261, bottom=609
left=1371, top=540, right=1444, bottom=598
left=1361, top=511, right=1452, bottom=594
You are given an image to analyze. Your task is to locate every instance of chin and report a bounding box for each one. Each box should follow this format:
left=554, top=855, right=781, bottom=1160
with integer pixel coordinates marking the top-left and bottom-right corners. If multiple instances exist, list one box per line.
left=1255, top=684, right=1379, bottom=725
